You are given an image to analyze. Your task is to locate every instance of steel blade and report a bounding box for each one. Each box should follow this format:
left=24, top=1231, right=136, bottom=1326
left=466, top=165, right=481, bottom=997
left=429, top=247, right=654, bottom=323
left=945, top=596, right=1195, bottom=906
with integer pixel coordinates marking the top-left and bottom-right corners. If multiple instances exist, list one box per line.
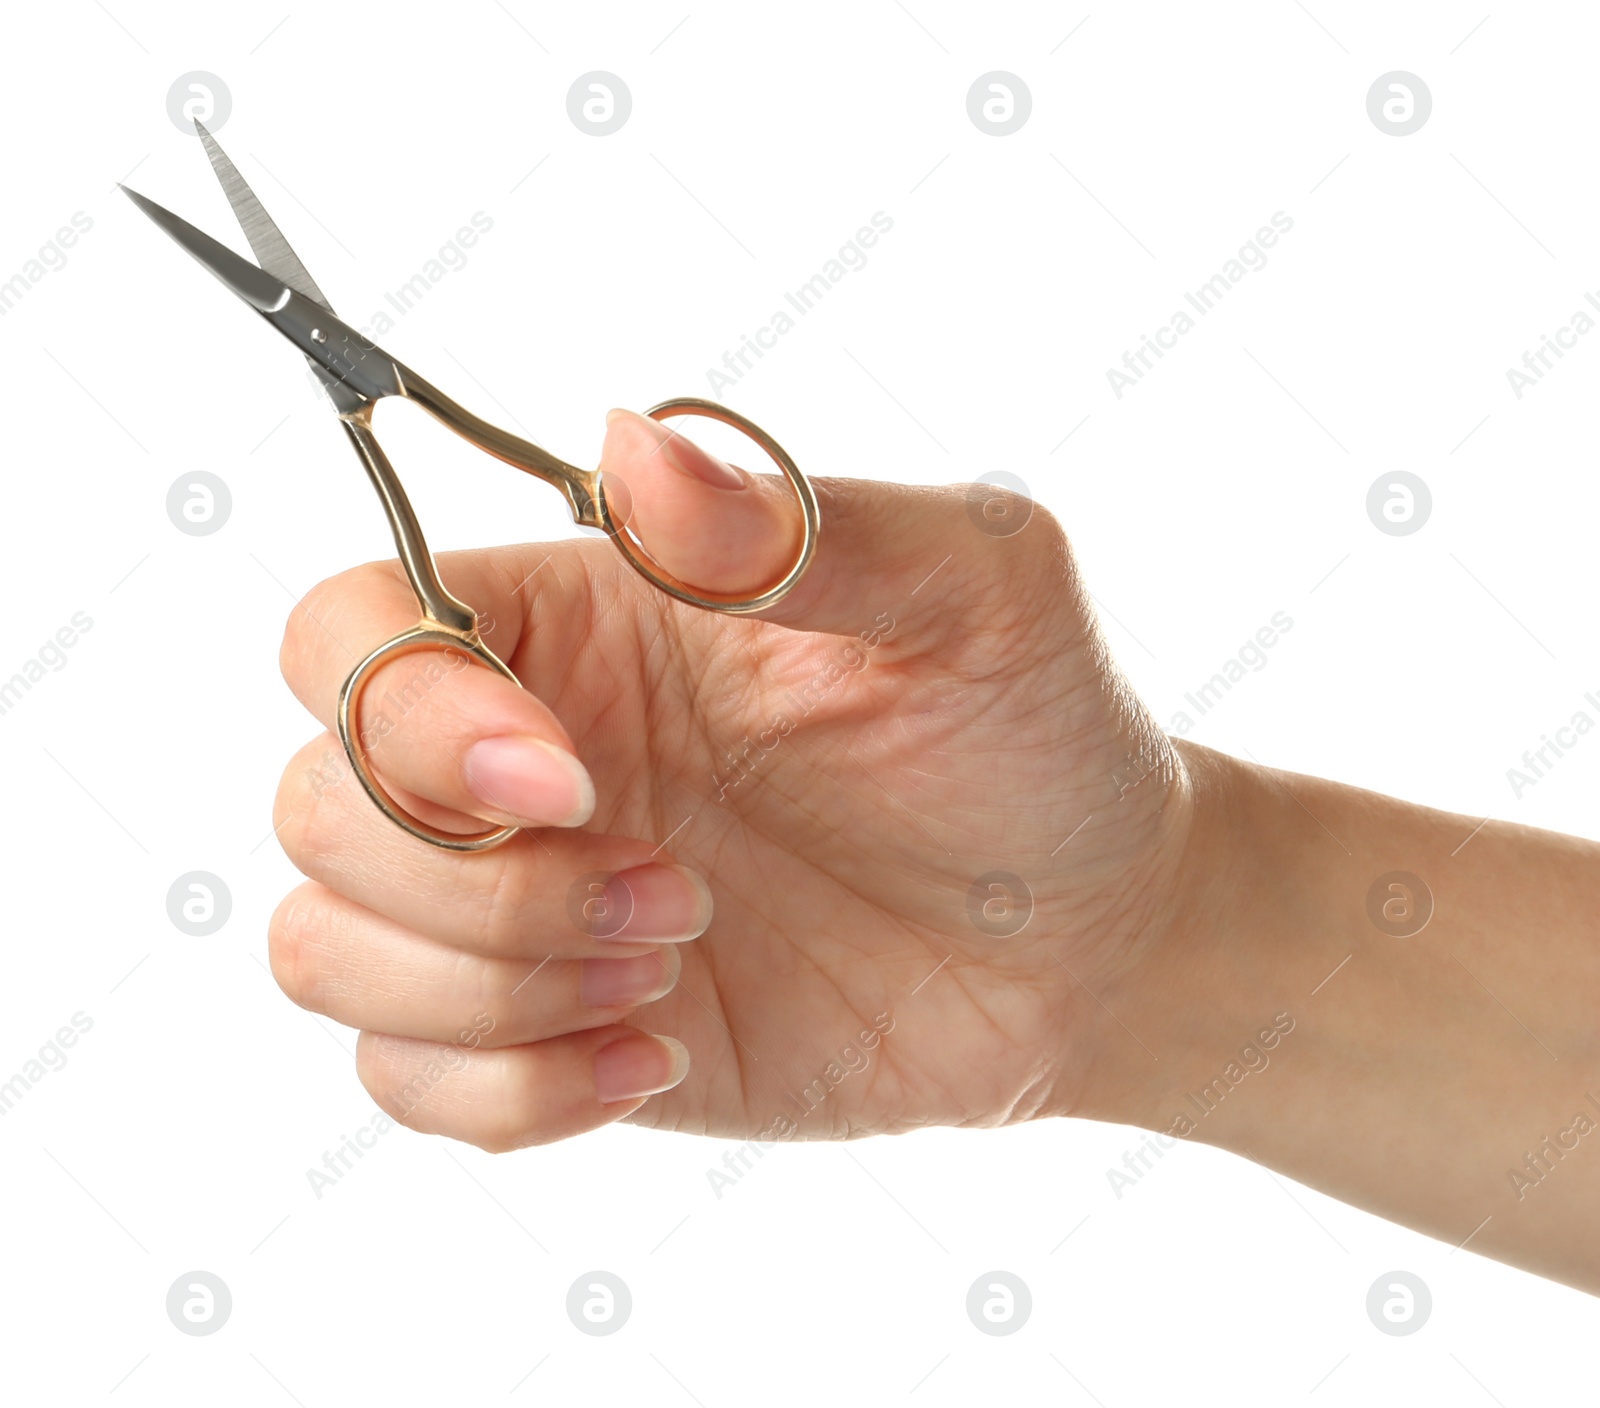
left=194, top=120, right=334, bottom=314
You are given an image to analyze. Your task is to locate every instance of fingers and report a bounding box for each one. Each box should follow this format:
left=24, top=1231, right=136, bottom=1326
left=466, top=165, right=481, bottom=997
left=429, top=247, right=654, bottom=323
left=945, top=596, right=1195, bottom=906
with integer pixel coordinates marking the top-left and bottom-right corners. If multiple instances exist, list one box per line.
left=356, top=1026, right=690, bottom=1152
left=271, top=784, right=699, bottom=1153
left=275, top=734, right=714, bottom=961
left=281, top=549, right=528, bottom=731
left=280, top=554, right=593, bottom=833
left=269, top=881, right=682, bottom=1046
left=279, top=414, right=1071, bottom=814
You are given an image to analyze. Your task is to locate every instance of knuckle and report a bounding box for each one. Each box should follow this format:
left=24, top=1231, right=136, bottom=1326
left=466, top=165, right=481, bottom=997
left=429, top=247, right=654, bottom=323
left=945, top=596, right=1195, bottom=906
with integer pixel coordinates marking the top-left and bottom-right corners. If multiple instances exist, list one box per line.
left=477, top=1063, right=541, bottom=1153
left=278, top=577, right=336, bottom=691
left=460, top=962, right=514, bottom=1044
left=979, top=490, right=1068, bottom=570
left=1017, top=503, right=1080, bottom=594
left=267, top=885, right=323, bottom=1010
left=272, top=742, right=337, bottom=876
left=468, top=845, right=540, bottom=957
left=384, top=1087, right=431, bottom=1136
left=472, top=1123, right=527, bottom=1156
left=352, top=1034, right=552, bottom=1154
left=356, top=1038, right=429, bottom=1131
left=274, top=736, right=350, bottom=878
left=1025, top=500, right=1070, bottom=558
left=279, top=560, right=400, bottom=690
left=983, top=495, right=1078, bottom=606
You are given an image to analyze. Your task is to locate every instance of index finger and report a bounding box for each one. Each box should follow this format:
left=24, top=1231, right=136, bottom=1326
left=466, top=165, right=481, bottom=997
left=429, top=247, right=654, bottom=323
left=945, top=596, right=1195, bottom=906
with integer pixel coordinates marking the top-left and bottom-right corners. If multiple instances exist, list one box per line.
left=279, top=545, right=594, bottom=833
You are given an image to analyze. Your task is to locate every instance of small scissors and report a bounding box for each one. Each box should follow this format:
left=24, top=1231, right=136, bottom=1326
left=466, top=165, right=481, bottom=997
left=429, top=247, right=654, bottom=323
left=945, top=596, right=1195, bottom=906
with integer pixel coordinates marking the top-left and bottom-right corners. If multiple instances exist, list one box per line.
left=123, top=123, right=819, bottom=853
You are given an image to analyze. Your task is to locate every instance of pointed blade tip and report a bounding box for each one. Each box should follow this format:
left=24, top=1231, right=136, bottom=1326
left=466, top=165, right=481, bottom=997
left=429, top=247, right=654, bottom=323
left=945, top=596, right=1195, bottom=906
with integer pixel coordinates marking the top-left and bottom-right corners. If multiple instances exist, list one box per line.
left=117, top=185, right=289, bottom=314
left=192, top=129, right=335, bottom=313
left=118, top=183, right=157, bottom=213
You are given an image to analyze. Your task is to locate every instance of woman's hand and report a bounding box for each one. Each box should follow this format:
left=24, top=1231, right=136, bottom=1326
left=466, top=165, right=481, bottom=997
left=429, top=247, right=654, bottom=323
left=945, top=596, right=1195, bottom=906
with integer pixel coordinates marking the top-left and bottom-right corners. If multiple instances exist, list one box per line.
left=267, top=409, right=1196, bottom=1151
left=266, top=407, right=1600, bottom=1294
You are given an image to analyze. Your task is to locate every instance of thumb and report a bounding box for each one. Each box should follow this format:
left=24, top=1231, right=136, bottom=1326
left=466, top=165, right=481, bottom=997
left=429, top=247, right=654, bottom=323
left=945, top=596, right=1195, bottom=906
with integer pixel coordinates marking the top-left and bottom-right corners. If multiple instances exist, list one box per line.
left=598, top=407, right=803, bottom=599
left=598, top=407, right=1056, bottom=646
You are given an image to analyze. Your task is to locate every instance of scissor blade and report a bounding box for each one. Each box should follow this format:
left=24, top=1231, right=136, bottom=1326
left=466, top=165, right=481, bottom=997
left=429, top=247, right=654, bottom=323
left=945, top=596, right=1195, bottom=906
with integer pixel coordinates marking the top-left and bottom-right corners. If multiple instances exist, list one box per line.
left=194, top=120, right=334, bottom=314
left=120, top=183, right=292, bottom=314
left=120, top=184, right=404, bottom=406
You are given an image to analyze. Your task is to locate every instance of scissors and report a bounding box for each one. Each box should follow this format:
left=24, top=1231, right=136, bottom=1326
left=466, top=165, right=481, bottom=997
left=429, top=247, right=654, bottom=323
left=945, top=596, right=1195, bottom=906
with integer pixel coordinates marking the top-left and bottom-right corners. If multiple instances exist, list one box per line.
left=122, top=122, right=819, bottom=853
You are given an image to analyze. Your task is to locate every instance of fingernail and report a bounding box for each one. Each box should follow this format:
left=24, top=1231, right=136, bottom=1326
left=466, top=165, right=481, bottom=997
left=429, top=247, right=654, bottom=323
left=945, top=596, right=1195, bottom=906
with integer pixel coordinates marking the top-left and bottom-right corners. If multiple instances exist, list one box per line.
left=660, top=429, right=746, bottom=491
left=590, top=863, right=713, bottom=942
left=463, top=735, right=595, bottom=828
left=594, top=1033, right=690, bottom=1104
left=580, top=946, right=681, bottom=1008
left=608, top=406, right=745, bottom=491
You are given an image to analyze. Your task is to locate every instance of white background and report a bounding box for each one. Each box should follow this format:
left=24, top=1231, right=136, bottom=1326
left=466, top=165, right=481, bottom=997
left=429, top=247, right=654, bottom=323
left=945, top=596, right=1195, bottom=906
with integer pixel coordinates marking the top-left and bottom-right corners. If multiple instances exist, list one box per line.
left=2, top=0, right=1598, bottom=1402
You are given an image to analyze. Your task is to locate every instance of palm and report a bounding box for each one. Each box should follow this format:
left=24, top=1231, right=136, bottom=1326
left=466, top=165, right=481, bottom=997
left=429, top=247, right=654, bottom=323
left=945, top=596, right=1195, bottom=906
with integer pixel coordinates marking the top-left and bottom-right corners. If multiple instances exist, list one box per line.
left=495, top=524, right=1185, bottom=1143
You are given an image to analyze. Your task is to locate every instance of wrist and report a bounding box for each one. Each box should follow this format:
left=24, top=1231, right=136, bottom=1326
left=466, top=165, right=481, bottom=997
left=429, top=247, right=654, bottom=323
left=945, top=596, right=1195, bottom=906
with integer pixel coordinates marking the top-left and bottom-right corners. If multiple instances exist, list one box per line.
left=1050, top=737, right=1600, bottom=1292
left=1059, top=739, right=1301, bottom=1139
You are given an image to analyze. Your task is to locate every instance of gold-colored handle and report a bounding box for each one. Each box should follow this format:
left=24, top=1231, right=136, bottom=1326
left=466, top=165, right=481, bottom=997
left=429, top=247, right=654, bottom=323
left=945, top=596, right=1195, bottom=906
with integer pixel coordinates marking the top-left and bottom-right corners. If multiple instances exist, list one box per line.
left=398, top=374, right=820, bottom=616
left=340, top=410, right=477, bottom=636
left=333, top=381, right=819, bottom=854
left=336, top=625, right=522, bottom=853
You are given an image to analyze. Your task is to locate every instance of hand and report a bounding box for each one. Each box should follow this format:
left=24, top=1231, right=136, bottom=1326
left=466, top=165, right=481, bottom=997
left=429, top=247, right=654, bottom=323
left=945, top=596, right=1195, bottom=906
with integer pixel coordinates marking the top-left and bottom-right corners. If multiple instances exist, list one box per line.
left=268, top=408, right=1196, bottom=1151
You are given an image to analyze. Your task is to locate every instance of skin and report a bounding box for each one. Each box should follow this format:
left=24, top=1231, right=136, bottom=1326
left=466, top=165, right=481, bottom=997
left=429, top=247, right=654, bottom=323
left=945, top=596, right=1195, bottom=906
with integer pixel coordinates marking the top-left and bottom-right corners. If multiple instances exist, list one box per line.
left=270, top=409, right=1600, bottom=1295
